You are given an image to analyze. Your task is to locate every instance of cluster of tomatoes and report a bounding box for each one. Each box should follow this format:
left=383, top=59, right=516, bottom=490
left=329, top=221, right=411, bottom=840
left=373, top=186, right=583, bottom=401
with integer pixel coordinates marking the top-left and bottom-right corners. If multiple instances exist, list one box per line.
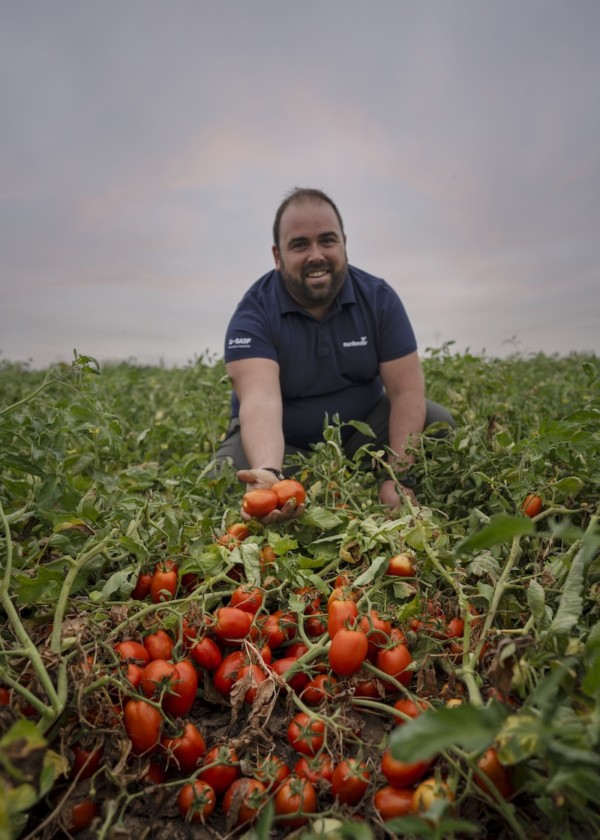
left=65, top=519, right=509, bottom=835
left=241, top=478, right=307, bottom=518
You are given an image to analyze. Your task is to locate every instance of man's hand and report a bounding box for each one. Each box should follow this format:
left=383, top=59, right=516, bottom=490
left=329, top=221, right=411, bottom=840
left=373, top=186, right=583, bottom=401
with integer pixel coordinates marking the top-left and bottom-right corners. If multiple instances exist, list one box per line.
left=379, top=478, right=418, bottom=509
left=237, top=469, right=305, bottom=524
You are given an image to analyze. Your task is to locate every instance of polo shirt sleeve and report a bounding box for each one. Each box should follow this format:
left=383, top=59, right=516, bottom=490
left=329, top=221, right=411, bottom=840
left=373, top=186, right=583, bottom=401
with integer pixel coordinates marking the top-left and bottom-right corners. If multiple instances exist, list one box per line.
left=376, top=283, right=418, bottom=362
left=224, top=293, right=279, bottom=363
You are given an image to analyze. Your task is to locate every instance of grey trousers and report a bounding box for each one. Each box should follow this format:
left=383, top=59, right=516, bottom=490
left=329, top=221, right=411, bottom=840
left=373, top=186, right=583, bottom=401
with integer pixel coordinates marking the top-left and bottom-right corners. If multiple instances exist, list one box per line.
left=215, top=395, right=455, bottom=472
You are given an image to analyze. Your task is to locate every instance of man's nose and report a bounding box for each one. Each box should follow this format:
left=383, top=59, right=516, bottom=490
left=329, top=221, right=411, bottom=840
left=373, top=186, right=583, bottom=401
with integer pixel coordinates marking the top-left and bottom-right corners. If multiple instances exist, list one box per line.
left=305, top=241, right=324, bottom=262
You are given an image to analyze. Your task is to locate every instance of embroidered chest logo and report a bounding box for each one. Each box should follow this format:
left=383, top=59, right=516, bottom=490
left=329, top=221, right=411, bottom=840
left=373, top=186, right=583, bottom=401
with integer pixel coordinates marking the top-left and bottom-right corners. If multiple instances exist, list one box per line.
left=342, top=336, right=368, bottom=348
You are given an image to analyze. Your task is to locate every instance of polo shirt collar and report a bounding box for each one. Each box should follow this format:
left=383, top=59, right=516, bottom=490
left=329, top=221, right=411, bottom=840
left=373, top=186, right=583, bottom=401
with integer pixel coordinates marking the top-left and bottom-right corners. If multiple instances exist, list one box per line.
left=275, top=268, right=356, bottom=315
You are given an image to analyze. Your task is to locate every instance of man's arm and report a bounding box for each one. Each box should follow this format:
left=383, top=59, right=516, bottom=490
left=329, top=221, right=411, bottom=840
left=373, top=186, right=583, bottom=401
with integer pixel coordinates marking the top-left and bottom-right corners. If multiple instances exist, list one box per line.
left=226, top=358, right=304, bottom=522
left=378, top=352, right=426, bottom=507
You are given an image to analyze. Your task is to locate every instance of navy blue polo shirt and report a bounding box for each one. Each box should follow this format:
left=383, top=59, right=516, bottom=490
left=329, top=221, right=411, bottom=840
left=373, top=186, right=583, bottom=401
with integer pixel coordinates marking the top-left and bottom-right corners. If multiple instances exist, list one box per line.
left=224, top=265, right=417, bottom=447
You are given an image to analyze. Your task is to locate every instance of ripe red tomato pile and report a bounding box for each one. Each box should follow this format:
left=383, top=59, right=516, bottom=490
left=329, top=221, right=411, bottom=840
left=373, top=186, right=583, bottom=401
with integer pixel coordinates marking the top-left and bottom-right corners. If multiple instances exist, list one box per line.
left=30, top=481, right=516, bottom=837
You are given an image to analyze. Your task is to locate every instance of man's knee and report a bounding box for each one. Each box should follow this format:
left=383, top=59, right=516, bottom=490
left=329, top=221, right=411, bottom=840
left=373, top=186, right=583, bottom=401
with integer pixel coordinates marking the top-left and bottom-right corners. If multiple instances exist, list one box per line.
left=424, top=399, right=456, bottom=432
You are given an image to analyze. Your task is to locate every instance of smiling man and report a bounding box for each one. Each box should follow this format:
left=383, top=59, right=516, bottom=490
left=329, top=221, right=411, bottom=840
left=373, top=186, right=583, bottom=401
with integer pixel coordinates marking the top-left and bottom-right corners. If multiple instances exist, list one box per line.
left=216, top=187, right=454, bottom=519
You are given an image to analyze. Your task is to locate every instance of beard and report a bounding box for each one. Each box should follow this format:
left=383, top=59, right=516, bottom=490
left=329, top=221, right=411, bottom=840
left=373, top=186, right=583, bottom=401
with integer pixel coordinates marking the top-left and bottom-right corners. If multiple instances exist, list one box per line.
left=279, top=256, right=348, bottom=310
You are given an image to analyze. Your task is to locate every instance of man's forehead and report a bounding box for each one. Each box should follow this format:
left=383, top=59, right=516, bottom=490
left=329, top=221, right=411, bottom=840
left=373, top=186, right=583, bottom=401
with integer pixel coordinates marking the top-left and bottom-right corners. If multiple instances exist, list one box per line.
left=279, top=198, right=342, bottom=239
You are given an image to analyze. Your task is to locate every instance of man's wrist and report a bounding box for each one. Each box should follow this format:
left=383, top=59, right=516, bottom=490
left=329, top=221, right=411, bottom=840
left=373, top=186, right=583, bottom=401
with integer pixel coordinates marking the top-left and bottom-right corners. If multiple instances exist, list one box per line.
left=257, top=467, right=285, bottom=481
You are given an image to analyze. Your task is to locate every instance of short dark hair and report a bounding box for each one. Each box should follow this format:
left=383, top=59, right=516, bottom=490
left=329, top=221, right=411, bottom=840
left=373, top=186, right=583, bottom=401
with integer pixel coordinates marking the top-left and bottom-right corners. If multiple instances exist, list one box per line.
left=273, top=187, right=345, bottom=248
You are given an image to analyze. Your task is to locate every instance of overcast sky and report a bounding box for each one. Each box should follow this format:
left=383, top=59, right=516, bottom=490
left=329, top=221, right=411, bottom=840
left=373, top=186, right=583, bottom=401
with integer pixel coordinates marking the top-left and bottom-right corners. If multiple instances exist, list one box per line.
left=1, top=1, right=599, bottom=369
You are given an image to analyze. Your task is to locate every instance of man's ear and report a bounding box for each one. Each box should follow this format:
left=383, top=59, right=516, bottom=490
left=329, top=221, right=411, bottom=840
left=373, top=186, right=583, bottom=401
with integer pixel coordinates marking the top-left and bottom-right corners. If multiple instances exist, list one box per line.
left=272, top=245, right=281, bottom=269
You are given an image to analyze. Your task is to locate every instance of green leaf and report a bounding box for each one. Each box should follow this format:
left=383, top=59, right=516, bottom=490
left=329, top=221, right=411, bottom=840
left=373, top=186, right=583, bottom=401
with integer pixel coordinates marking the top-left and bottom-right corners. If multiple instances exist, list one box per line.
left=527, top=579, right=546, bottom=624
left=552, top=475, right=584, bottom=496
left=455, top=514, right=534, bottom=554
left=389, top=704, right=508, bottom=762
left=353, top=555, right=388, bottom=587
left=301, top=507, right=344, bottom=530
left=0, top=454, right=46, bottom=477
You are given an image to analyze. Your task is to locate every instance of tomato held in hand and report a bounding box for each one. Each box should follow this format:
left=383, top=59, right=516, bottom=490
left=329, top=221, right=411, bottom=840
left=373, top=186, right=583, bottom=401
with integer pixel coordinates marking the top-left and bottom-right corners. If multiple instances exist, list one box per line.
left=271, top=479, right=306, bottom=507
left=328, top=628, right=368, bottom=676
left=177, top=779, right=216, bottom=823
left=242, top=489, right=279, bottom=517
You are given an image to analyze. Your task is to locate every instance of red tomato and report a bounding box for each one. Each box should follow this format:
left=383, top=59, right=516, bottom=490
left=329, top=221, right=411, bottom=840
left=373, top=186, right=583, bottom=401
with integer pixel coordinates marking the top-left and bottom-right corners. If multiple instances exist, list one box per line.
left=143, top=629, right=174, bottom=661
left=294, top=752, right=334, bottom=785
left=242, top=489, right=279, bottom=518
left=258, top=612, right=287, bottom=649
left=123, top=699, right=163, bottom=754
left=0, top=687, right=11, bottom=705
left=446, top=616, right=465, bottom=638
left=230, top=585, right=264, bottom=614
left=386, top=553, right=416, bottom=577
left=373, top=785, right=414, bottom=820
left=271, top=479, right=307, bottom=507
left=114, top=640, right=149, bottom=665
left=199, top=744, right=240, bottom=794
left=305, top=613, right=328, bottom=637
left=161, top=721, right=206, bottom=773
left=358, top=609, right=392, bottom=658
left=254, top=753, right=291, bottom=792
left=217, top=521, right=251, bottom=548
left=328, top=628, right=368, bottom=676
left=301, top=673, right=338, bottom=705
left=150, top=560, right=178, bottom=603
left=70, top=744, right=103, bottom=780
left=393, top=697, right=428, bottom=725
left=474, top=746, right=513, bottom=799
left=223, top=777, right=268, bottom=827
left=213, top=650, right=247, bottom=696
left=287, top=712, right=325, bottom=756
left=131, top=571, right=153, bottom=600
left=66, top=799, right=99, bottom=833
left=327, top=599, right=358, bottom=638
left=163, top=659, right=198, bottom=717
left=331, top=757, right=370, bottom=805
left=381, top=748, right=430, bottom=787
left=142, top=761, right=166, bottom=785
left=377, top=643, right=414, bottom=689
left=274, top=775, right=317, bottom=829
left=190, top=636, right=222, bottom=670
left=177, top=779, right=216, bottom=823
left=124, top=662, right=144, bottom=690
left=271, top=657, right=310, bottom=693
left=213, top=606, right=253, bottom=642
left=140, top=659, right=178, bottom=701
left=351, top=675, right=382, bottom=699
left=522, top=493, right=543, bottom=518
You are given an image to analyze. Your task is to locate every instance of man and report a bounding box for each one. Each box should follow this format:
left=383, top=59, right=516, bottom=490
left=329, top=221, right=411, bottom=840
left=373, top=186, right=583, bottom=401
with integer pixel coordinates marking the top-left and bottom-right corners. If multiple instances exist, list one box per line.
left=216, top=187, right=454, bottom=522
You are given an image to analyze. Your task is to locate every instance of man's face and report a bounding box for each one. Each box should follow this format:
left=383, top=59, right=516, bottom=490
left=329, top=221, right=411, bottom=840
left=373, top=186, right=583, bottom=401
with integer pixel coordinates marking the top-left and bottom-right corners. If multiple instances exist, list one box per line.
left=273, top=199, right=348, bottom=311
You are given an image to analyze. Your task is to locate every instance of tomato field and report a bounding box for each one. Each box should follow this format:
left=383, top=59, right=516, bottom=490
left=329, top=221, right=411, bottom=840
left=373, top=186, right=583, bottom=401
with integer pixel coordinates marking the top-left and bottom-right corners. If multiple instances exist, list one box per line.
left=1, top=346, right=599, bottom=839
